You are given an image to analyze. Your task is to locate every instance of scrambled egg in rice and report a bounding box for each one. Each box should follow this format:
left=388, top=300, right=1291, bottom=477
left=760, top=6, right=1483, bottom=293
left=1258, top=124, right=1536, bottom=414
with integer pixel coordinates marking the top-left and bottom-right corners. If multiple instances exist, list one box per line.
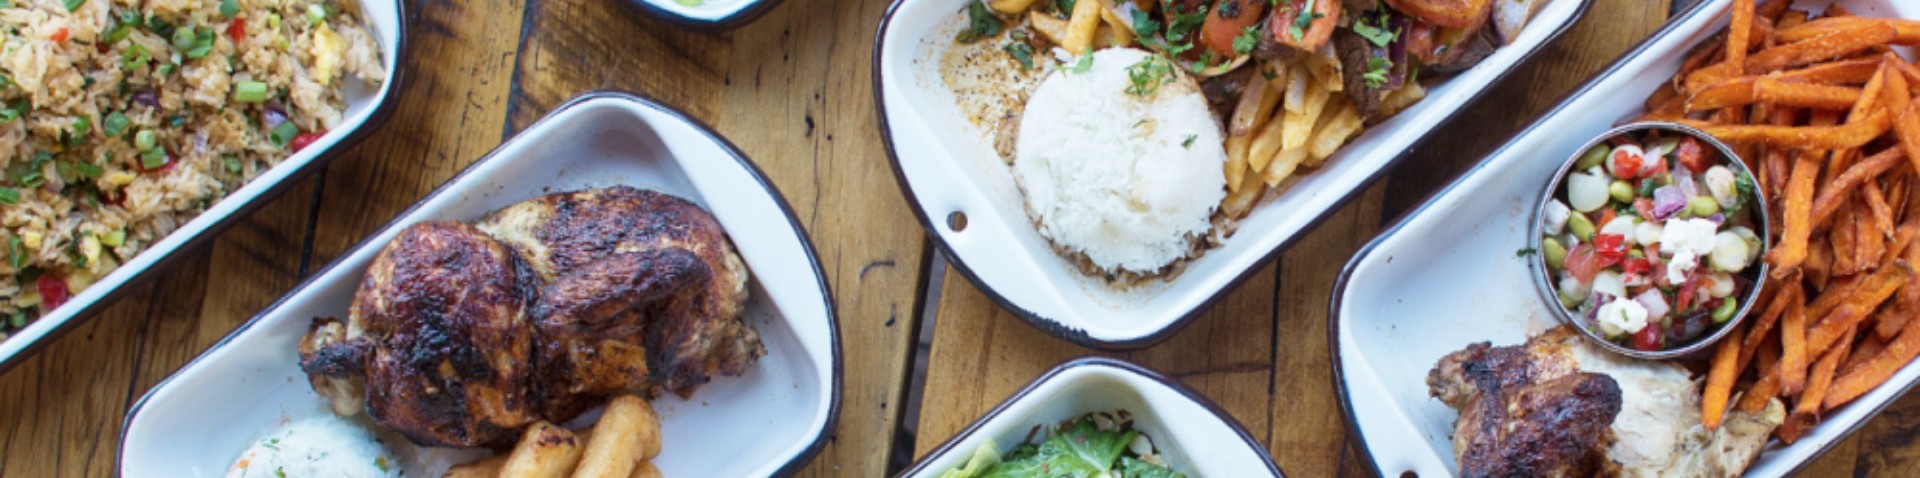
left=0, top=0, right=385, bottom=338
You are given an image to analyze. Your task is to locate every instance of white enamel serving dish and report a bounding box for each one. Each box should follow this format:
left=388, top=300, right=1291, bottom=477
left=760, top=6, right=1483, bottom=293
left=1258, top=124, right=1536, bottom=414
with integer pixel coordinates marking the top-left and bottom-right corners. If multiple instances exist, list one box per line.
left=0, top=0, right=407, bottom=372
left=118, top=92, right=840, bottom=477
left=876, top=0, right=1595, bottom=349
left=896, top=356, right=1283, bottom=478
left=1332, top=1, right=1920, bottom=476
left=621, top=0, right=785, bottom=29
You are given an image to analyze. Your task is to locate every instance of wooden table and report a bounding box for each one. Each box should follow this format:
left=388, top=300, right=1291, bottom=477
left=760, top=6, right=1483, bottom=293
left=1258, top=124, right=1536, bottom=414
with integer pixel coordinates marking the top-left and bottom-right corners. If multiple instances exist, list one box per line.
left=0, top=0, right=1915, bottom=476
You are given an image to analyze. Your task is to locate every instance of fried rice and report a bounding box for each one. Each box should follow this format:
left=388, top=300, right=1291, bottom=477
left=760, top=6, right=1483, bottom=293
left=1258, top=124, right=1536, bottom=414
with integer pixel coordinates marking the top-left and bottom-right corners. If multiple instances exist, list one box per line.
left=0, top=0, right=385, bottom=339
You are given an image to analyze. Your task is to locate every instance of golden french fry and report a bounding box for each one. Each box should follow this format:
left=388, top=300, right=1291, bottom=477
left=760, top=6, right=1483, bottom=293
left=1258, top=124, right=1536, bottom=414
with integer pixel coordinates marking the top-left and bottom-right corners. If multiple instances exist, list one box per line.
left=1283, top=62, right=1311, bottom=114
left=574, top=396, right=665, bottom=478
left=1308, top=101, right=1365, bottom=164
left=444, top=455, right=508, bottom=478
left=499, top=421, right=583, bottom=478
left=1307, top=43, right=1343, bottom=93
left=1379, top=81, right=1427, bottom=117
left=1221, top=170, right=1265, bottom=219
left=1248, top=108, right=1288, bottom=173
left=1229, top=73, right=1273, bottom=137
left=1028, top=12, right=1071, bottom=47
left=1226, top=134, right=1251, bottom=188
left=628, top=461, right=664, bottom=478
left=1283, top=81, right=1331, bottom=151
left=1097, top=0, right=1133, bottom=46
left=1063, top=0, right=1102, bottom=55
left=988, top=0, right=1039, bottom=14
left=1265, top=147, right=1311, bottom=187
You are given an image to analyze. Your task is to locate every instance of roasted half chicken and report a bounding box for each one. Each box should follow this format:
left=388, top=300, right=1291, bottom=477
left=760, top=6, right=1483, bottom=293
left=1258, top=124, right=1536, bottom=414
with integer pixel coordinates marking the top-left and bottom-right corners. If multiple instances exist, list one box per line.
left=478, top=186, right=762, bottom=401
left=299, top=222, right=542, bottom=447
left=1429, top=327, right=1786, bottom=478
left=299, top=187, right=764, bottom=447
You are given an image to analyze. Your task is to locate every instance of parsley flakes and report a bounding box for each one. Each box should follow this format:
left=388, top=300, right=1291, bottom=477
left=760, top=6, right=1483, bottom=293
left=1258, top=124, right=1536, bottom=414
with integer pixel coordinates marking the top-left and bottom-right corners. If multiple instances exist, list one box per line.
left=1125, top=55, right=1175, bottom=97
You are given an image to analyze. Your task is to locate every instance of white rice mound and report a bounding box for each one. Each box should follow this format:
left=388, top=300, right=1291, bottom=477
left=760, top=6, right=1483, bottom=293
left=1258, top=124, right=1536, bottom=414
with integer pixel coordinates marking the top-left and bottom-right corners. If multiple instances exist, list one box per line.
left=1013, top=48, right=1226, bottom=276
left=226, top=416, right=400, bottom=478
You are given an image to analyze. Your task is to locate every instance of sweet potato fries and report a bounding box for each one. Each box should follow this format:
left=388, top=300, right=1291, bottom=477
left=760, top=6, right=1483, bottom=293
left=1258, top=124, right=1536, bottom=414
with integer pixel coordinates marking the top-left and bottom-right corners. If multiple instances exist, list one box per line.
left=1643, top=0, right=1920, bottom=443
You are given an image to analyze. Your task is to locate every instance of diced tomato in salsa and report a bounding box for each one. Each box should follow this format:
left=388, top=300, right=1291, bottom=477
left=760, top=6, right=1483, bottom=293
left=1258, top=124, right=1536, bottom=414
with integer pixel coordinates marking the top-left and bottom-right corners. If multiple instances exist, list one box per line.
left=1632, top=320, right=1664, bottom=350
left=37, top=276, right=69, bottom=312
left=1675, top=137, right=1714, bottom=172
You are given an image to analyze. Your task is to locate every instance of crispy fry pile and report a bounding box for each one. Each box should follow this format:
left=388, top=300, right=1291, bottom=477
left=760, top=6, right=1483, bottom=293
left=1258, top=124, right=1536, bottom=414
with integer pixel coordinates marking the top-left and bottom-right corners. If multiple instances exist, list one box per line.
left=1219, top=52, right=1419, bottom=219
left=444, top=395, right=666, bottom=478
left=1642, top=0, right=1920, bottom=443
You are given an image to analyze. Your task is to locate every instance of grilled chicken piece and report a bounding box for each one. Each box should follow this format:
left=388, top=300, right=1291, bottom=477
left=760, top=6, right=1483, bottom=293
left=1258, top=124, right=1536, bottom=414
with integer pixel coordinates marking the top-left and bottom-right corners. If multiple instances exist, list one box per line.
left=300, top=222, right=542, bottom=447
left=1430, top=328, right=1621, bottom=477
left=529, top=247, right=711, bottom=421
left=478, top=186, right=762, bottom=398
left=1431, top=328, right=1787, bottom=478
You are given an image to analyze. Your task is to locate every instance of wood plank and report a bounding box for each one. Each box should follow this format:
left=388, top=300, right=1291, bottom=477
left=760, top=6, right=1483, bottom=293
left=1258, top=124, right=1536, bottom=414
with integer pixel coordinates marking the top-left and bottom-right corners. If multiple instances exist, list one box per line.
left=309, top=0, right=529, bottom=264
left=1267, top=184, right=1384, bottom=477
left=711, top=0, right=931, bottom=475
left=508, top=0, right=728, bottom=128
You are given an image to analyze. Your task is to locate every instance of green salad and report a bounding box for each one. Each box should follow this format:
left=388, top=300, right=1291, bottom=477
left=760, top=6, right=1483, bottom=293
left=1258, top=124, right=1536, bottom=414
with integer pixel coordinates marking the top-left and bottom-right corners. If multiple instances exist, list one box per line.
left=940, top=411, right=1185, bottom=478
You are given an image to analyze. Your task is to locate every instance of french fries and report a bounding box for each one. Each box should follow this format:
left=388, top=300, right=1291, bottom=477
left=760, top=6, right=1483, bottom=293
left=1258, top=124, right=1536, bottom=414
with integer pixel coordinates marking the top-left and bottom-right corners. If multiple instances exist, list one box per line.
left=1652, top=0, right=1920, bottom=441
left=444, top=396, right=666, bottom=478
left=1062, top=0, right=1102, bottom=55
left=500, top=422, right=584, bottom=478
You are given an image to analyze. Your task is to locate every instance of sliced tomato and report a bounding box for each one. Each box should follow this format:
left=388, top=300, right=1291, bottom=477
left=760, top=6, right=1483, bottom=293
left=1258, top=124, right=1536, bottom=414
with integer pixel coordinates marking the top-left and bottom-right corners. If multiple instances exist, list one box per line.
left=289, top=130, right=326, bottom=153
left=1621, top=257, right=1653, bottom=276
left=1632, top=320, right=1664, bottom=351
left=37, top=276, right=69, bottom=312
left=1404, top=21, right=1437, bottom=65
left=1592, top=234, right=1627, bottom=266
left=1268, top=0, right=1341, bottom=54
left=1564, top=244, right=1604, bottom=283
left=1611, top=148, right=1645, bottom=180
left=1385, top=0, right=1492, bottom=29
left=1674, top=271, right=1703, bottom=313
left=227, top=17, right=247, bottom=42
left=1675, top=136, right=1712, bottom=172
left=1199, top=0, right=1268, bottom=58
left=51, top=27, right=69, bottom=44
left=1596, top=208, right=1617, bottom=232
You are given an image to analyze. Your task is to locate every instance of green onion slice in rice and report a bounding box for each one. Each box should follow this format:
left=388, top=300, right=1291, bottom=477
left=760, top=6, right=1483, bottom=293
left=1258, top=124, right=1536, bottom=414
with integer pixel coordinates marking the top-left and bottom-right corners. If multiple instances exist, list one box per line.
left=0, top=188, right=17, bottom=205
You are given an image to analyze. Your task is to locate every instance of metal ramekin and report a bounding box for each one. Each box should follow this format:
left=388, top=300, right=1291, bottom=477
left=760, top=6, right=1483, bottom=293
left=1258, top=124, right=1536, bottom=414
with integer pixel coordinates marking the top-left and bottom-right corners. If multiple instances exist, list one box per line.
left=1529, top=122, right=1772, bottom=360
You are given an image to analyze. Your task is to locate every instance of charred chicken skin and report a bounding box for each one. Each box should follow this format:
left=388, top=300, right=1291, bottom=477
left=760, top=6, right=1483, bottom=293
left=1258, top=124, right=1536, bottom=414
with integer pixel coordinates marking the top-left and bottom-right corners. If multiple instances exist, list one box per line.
left=478, top=186, right=762, bottom=400
left=300, top=187, right=763, bottom=447
left=1429, top=328, right=1624, bottom=478
left=300, top=222, right=543, bottom=448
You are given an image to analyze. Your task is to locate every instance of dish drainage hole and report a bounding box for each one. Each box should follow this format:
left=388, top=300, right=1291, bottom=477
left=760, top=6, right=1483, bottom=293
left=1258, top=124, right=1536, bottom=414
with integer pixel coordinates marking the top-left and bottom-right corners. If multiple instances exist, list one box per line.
left=1401, top=472, right=1417, bottom=478
left=947, top=211, right=968, bottom=232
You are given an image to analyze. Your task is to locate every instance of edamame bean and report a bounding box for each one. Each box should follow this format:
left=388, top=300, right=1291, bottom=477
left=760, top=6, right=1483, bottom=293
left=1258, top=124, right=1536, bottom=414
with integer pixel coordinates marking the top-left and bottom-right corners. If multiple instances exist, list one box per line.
left=1712, top=298, right=1738, bottom=323
left=1576, top=144, right=1610, bottom=170
left=1609, top=180, right=1634, bottom=203
left=1543, top=237, right=1567, bottom=270
left=1690, top=196, right=1720, bottom=217
left=1568, top=212, right=1596, bottom=241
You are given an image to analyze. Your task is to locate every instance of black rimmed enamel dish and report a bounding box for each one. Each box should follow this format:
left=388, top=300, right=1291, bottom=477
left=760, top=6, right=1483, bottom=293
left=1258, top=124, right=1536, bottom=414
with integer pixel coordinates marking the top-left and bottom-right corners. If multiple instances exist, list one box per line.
left=874, top=0, right=1595, bottom=350
left=118, top=92, right=839, bottom=477
left=1332, top=1, right=1920, bottom=476
left=0, top=0, right=408, bottom=374
left=895, top=356, right=1284, bottom=478
left=1531, top=122, right=1770, bottom=360
left=618, top=0, right=786, bottom=30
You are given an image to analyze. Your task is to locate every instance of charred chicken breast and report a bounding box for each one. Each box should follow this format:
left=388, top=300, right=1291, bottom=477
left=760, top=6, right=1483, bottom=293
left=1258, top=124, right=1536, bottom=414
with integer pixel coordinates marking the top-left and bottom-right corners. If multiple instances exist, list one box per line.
left=299, top=222, right=542, bottom=447
left=478, top=186, right=763, bottom=398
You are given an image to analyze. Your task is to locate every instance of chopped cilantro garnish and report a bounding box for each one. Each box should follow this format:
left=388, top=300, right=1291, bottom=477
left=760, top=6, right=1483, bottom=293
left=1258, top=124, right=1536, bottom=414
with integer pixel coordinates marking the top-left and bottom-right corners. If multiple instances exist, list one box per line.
left=1516, top=248, right=1538, bottom=257
left=1182, top=134, right=1198, bottom=148
left=1130, top=8, right=1160, bottom=37
left=1233, top=26, right=1259, bottom=56
left=1125, top=55, right=1175, bottom=96
left=1288, top=0, right=1323, bottom=41
left=1065, top=54, right=1094, bottom=74
left=956, top=1, right=1003, bottom=44
left=1352, top=12, right=1397, bottom=47
left=1002, top=41, right=1034, bottom=71
left=1363, top=56, right=1392, bottom=89
left=1054, top=0, right=1075, bottom=14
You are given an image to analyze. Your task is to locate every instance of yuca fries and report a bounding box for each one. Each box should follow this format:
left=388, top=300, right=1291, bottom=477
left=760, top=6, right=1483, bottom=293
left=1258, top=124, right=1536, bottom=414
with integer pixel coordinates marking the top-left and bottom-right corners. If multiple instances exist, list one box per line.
left=444, top=396, right=666, bottom=478
left=1665, top=0, right=1920, bottom=444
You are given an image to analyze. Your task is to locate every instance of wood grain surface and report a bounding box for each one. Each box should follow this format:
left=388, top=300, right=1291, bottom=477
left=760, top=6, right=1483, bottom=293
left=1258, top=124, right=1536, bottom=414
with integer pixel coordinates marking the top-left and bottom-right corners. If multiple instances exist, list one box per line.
left=1, top=0, right=1918, bottom=477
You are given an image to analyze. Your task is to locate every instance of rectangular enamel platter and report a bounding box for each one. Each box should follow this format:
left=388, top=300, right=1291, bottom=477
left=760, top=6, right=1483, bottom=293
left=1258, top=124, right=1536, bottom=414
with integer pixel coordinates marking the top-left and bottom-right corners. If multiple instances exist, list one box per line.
left=1332, top=1, right=1920, bottom=476
left=895, top=357, right=1284, bottom=478
left=118, top=93, right=840, bottom=478
left=876, top=0, right=1593, bottom=348
left=0, top=0, right=406, bottom=371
